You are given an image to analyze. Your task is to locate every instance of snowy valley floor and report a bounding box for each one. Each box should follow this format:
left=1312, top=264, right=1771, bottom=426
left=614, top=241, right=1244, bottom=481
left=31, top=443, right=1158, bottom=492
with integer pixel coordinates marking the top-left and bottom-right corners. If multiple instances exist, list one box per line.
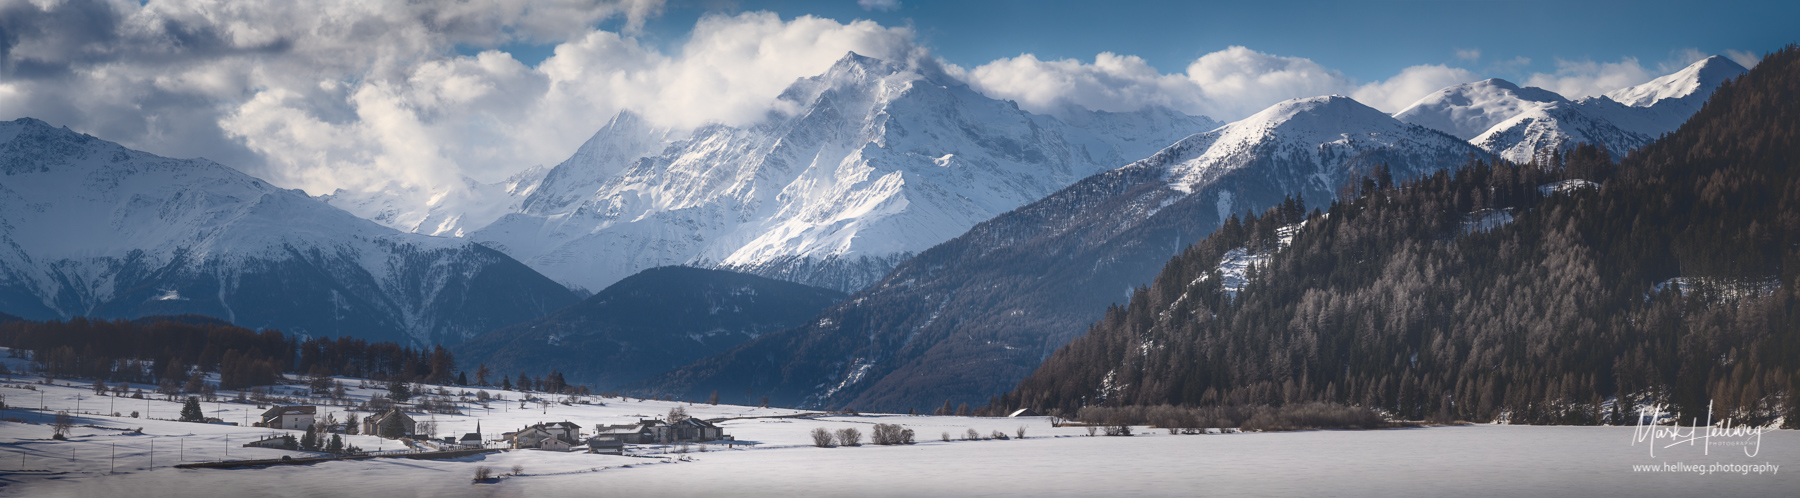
left=1, top=365, right=1794, bottom=496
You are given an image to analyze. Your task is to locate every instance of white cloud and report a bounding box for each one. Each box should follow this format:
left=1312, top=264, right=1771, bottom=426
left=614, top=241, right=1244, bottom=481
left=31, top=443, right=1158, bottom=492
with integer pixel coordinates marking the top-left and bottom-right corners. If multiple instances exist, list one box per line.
left=1455, top=48, right=1481, bottom=62
left=1522, top=57, right=1654, bottom=99
left=1726, top=49, right=1760, bottom=69
left=953, top=52, right=1205, bottom=115
left=0, top=1, right=921, bottom=205
left=1351, top=64, right=1482, bottom=113
left=1660, top=48, right=1709, bottom=73
left=958, top=46, right=1479, bottom=118
left=858, top=0, right=901, bottom=12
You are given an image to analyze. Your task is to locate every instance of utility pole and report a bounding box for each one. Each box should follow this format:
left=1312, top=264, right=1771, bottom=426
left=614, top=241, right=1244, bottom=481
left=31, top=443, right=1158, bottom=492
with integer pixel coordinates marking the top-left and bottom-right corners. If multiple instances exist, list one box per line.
left=111, top=442, right=115, bottom=474
left=149, top=438, right=154, bottom=470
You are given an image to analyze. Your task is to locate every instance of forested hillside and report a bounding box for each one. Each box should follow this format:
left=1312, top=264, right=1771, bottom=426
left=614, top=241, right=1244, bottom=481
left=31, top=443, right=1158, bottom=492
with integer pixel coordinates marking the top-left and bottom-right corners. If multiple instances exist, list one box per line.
left=996, top=46, right=1800, bottom=427
left=1, top=316, right=461, bottom=391
left=454, top=266, right=844, bottom=391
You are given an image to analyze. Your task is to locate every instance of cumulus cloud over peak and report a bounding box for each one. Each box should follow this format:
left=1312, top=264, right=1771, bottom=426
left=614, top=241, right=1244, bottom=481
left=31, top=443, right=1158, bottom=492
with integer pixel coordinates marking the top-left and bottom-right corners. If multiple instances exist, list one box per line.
left=0, top=1, right=921, bottom=204
left=1522, top=57, right=1655, bottom=99
left=958, top=46, right=1480, bottom=119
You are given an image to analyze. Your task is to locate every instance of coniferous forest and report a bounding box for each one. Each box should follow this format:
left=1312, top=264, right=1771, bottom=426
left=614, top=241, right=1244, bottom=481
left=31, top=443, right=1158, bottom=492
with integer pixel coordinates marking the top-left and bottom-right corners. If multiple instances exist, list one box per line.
left=993, top=46, right=1800, bottom=427
left=0, top=316, right=459, bottom=390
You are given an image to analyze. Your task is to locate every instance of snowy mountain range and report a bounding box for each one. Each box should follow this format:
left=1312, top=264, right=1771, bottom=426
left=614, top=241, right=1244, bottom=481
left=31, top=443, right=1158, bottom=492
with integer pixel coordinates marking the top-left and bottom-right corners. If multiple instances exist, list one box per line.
left=632, top=94, right=1488, bottom=411
left=355, top=53, right=1218, bottom=294
left=1395, top=56, right=1747, bottom=162
left=0, top=118, right=578, bottom=346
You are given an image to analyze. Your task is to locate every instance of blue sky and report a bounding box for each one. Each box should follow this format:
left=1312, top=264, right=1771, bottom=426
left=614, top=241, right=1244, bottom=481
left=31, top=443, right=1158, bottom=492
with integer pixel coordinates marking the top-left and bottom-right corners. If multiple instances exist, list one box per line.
left=535, top=0, right=1798, bottom=82
left=6, top=0, right=1793, bottom=195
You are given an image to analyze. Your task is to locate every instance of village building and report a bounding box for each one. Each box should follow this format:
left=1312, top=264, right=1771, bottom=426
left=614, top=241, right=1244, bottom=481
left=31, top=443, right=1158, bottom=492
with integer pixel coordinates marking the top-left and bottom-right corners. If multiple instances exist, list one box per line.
left=459, top=420, right=484, bottom=448
left=587, top=436, right=625, bottom=455
left=508, top=426, right=553, bottom=449
left=594, top=419, right=672, bottom=444
left=674, top=418, right=726, bottom=442
left=1008, top=408, right=1041, bottom=418
left=507, top=421, right=582, bottom=449
left=541, top=421, right=582, bottom=442
left=593, top=418, right=726, bottom=444
left=537, top=437, right=572, bottom=452
left=362, top=407, right=417, bottom=439
left=259, top=406, right=317, bottom=430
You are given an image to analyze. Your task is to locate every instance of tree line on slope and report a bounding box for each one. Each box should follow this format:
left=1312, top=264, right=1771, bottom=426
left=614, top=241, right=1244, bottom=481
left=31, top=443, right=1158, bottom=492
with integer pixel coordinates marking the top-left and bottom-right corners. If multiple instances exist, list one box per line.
left=990, top=45, right=1800, bottom=428
left=1, top=315, right=458, bottom=390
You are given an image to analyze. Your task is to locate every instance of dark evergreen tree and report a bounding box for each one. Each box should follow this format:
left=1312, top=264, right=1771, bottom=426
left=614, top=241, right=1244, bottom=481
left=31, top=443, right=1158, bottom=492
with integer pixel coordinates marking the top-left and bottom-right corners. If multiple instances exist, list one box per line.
left=179, top=397, right=204, bottom=423
left=386, top=379, right=412, bottom=402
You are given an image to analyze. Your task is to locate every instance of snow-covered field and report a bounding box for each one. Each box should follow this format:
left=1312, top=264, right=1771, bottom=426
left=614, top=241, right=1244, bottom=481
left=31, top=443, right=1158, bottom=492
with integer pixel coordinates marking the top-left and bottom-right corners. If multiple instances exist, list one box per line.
left=2, top=356, right=1794, bottom=497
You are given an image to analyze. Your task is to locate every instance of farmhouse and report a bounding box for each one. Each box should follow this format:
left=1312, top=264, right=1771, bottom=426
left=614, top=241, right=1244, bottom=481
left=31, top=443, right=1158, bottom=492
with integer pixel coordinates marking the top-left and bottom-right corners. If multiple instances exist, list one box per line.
left=362, top=407, right=417, bottom=439
left=1008, top=408, right=1041, bottom=418
left=260, top=406, right=316, bottom=430
left=587, top=436, right=625, bottom=455
left=593, top=418, right=726, bottom=444
left=674, top=418, right=726, bottom=442
left=537, top=437, right=572, bottom=452
left=507, top=426, right=552, bottom=449
left=506, top=421, right=582, bottom=449
left=594, top=419, right=671, bottom=444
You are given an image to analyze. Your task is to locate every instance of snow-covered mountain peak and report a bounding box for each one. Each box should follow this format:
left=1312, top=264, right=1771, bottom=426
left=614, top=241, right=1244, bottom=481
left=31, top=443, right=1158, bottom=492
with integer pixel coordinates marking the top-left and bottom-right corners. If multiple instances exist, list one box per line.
left=1394, top=79, right=1568, bottom=140
left=1161, top=95, right=1477, bottom=194
left=1606, top=56, right=1748, bottom=108
left=1399, top=57, right=1746, bottom=163
left=1234, top=95, right=1398, bottom=135
left=471, top=52, right=1220, bottom=292
left=0, top=118, right=577, bottom=345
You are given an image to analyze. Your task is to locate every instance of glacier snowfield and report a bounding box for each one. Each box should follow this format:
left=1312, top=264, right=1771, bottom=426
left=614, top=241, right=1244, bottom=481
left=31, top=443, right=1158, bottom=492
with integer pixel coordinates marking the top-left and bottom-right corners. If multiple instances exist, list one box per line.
left=1, top=355, right=1791, bottom=497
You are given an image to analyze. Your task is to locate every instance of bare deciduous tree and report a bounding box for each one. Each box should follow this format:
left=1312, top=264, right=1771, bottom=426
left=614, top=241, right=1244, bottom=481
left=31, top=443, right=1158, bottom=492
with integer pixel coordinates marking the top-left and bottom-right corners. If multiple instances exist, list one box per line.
left=835, top=427, right=862, bottom=447
left=871, top=423, right=914, bottom=445
left=1015, top=425, right=1028, bottom=439
left=51, top=410, right=73, bottom=438
left=810, top=427, right=835, bottom=448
